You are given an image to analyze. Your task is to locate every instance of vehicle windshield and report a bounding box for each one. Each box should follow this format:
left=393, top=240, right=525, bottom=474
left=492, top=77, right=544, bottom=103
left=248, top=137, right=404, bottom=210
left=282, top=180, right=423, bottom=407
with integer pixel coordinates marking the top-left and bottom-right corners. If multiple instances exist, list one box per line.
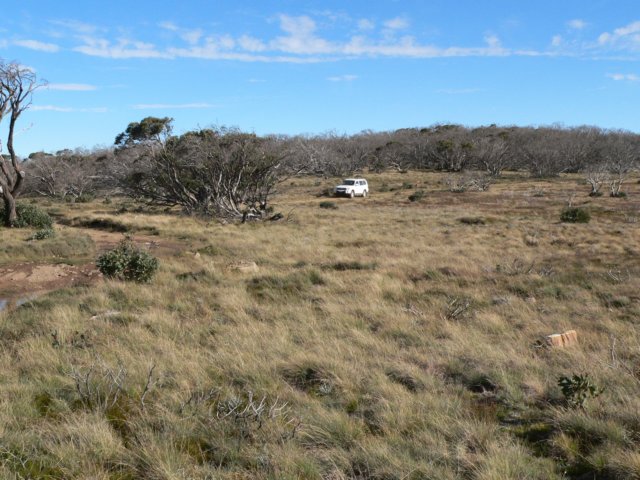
left=343, top=180, right=355, bottom=185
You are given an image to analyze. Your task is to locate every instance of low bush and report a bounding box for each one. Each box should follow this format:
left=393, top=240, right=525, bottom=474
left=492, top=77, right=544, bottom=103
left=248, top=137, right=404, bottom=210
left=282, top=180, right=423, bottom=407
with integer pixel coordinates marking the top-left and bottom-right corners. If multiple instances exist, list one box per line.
left=408, top=190, right=425, bottom=202
left=27, top=228, right=55, bottom=241
left=97, top=237, right=159, bottom=282
left=1, top=203, right=53, bottom=229
left=558, top=374, right=604, bottom=409
left=560, top=207, right=591, bottom=223
left=319, top=201, right=338, bottom=210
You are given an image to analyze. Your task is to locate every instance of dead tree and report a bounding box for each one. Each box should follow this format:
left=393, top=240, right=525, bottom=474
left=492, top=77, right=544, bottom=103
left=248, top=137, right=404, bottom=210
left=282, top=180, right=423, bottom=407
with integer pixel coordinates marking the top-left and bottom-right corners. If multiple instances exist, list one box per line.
left=0, top=61, right=41, bottom=226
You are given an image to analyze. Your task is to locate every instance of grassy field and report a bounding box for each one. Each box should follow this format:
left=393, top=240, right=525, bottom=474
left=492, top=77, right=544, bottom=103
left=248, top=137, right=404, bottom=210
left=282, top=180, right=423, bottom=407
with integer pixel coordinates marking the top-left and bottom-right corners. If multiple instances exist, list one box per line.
left=0, top=171, right=639, bottom=479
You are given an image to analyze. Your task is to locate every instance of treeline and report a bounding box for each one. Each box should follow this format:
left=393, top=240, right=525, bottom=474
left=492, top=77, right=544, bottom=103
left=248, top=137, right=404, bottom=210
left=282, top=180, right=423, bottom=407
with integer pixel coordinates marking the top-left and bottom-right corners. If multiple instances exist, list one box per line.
left=22, top=122, right=640, bottom=205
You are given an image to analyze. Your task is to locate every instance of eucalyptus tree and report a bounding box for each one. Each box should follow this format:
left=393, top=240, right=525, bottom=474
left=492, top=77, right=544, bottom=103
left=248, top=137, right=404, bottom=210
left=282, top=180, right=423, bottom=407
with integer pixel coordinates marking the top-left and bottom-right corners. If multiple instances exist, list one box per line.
left=0, top=60, right=42, bottom=226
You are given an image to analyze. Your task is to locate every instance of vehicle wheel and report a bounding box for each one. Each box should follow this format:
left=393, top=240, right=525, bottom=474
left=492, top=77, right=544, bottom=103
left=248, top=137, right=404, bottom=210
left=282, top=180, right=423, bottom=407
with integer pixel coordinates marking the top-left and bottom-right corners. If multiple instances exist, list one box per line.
left=362, top=190, right=368, bottom=197
left=349, top=190, right=355, bottom=198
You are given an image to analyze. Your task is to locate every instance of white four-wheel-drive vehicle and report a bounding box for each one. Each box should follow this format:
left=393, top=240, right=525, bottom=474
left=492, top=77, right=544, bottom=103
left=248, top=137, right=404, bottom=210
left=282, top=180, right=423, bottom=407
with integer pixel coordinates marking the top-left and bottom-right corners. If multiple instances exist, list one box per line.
left=334, top=178, right=368, bottom=198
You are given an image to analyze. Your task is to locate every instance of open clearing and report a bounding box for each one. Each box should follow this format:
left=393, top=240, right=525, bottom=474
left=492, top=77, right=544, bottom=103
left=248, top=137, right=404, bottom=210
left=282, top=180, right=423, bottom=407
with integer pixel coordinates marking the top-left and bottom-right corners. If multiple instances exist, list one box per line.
left=0, top=171, right=639, bottom=479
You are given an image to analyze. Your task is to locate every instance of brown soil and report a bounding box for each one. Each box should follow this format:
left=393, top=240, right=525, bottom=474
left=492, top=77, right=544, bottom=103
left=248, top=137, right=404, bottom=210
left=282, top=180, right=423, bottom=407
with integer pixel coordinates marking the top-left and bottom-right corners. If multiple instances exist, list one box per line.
left=0, top=262, right=100, bottom=305
left=0, top=226, right=186, bottom=310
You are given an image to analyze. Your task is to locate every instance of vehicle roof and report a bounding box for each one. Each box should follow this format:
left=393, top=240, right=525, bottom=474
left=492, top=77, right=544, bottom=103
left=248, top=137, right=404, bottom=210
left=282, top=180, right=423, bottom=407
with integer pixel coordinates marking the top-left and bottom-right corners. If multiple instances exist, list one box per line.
left=343, top=178, right=367, bottom=181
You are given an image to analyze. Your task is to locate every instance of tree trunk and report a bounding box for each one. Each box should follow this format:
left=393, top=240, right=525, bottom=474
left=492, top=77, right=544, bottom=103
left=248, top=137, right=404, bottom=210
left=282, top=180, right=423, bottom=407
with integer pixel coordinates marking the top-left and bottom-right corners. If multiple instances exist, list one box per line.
left=2, top=191, right=16, bottom=226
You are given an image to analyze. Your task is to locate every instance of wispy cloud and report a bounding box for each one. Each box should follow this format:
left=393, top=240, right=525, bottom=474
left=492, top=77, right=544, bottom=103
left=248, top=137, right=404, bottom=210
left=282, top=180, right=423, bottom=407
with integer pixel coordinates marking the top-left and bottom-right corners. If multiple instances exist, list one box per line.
left=31, top=105, right=108, bottom=112
left=46, top=83, right=97, bottom=91
left=32, top=15, right=640, bottom=63
left=383, top=17, right=409, bottom=30
left=13, top=39, right=60, bottom=52
left=132, top=103, right=217, bottom=110
left=357, top=19, right=375, bottom=31
left=598, top=21, right=640, bottom=50
left=567, top=19, right=588, bottom=30
left=74, top=37, right=169, bottom=59
left=606, top=73, right=639, bottom=81
left=158, top=21, right=179, bottom=32
left=328, top=74, right=358, bottom=82
left=50, top=19, right=102, bottom=35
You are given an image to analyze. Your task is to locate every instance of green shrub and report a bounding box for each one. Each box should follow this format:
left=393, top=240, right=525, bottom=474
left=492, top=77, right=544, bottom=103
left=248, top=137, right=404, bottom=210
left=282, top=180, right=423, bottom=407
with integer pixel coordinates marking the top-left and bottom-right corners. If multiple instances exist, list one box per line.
left=408, top=190, right=425, bottom=202
left=319, top=201, right=338, bottom=210
left=1, top=203, right=53, bottom=229
left=97, top=237, right=159, bottom=282
left=560, top=207, right=591, bottom=223
left=75, top=193, right=95, bottom=203
left=558, top=374, right=604, bottom=409
left=27, top=228, right=55, bottom=241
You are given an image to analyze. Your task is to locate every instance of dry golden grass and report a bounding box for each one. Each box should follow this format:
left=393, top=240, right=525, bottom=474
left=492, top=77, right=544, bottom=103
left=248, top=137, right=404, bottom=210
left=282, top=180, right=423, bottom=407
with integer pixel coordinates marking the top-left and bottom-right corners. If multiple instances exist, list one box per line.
left=0, top=171, right=639, bottom=479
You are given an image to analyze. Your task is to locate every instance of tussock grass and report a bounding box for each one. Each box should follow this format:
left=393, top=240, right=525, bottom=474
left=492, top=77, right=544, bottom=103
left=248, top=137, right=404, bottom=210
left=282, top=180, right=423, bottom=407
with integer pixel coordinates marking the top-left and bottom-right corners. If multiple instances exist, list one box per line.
left=0, top=171, right=639, bottom=478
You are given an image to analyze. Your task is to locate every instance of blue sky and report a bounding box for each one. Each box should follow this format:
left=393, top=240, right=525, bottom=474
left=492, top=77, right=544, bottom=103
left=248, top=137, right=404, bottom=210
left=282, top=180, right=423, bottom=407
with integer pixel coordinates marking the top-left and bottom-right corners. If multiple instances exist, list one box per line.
left=1, top=0, right=639, bottom=156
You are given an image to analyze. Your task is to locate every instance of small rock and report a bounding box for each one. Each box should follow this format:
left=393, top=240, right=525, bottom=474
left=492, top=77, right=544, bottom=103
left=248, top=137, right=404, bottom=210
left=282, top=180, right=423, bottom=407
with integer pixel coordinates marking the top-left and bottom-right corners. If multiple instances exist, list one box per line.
left=545, top=329, right=578, bottom=348
left=525, top=296, right=537, bottom=304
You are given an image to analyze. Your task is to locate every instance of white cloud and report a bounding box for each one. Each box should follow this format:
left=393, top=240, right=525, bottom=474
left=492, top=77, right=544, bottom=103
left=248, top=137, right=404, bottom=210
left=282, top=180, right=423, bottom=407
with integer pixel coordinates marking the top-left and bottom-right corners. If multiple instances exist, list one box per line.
left=13, top=39, right=60, bottom=52
left=357, top=19, right=375, bottom=31
left=270, top=15, right=335, bottom=54
left=606, top=73, right=639, bottom=81
left=74, top=36, right=169, bottom=59
left=31, top=105, right=107, bottom=112
left=568, top=19, right=588, bottom=30
left=484, top=34, right=501, bottom=49
left=50, top=19, right=102, bottom=36
left=598, top=21, right=640, bottom=49
left=182, top=29, right=204, bottom=45
left=159, top=21, right=179, bottom=31
left=238, top=35, right=267, bottom=52
left=384, top=17, right=409, bottom=30
left=133, top=103, right=217, bottom=110
left=46, top=83, right=97, bottom=91
left=551, top=35, right=563, bottom=47
left=327, top=74, right=358, bottom=82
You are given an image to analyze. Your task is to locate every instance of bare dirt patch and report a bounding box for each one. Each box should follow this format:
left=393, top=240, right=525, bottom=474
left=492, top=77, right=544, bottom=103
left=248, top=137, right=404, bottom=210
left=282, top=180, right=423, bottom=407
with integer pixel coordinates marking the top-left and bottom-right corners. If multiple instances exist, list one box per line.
left=0, top=262, right=100, bottom=308
left=0, top=226, right=186, bottom=310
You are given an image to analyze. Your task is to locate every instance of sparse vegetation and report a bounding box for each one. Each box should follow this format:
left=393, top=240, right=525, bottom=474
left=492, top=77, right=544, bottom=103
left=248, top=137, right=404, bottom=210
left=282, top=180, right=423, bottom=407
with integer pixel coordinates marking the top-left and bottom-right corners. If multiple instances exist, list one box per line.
left=1, top=170, right=639, bottom=478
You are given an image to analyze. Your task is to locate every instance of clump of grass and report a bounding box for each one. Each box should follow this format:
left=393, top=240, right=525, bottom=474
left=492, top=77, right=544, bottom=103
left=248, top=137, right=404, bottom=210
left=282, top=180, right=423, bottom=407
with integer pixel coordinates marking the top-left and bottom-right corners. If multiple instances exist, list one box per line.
left=560, top=207, right=590, bottom=223
left=247, top=270, right=325, bottom=300
left=610, top=191, right=627, bottom=198
left=325, top=261, right=376, bottom=271
left=281, top=361, right=336, bottom=396
left=459, top=216, right=486, bottom=225
left=386, top=369, right=424, bottom=392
